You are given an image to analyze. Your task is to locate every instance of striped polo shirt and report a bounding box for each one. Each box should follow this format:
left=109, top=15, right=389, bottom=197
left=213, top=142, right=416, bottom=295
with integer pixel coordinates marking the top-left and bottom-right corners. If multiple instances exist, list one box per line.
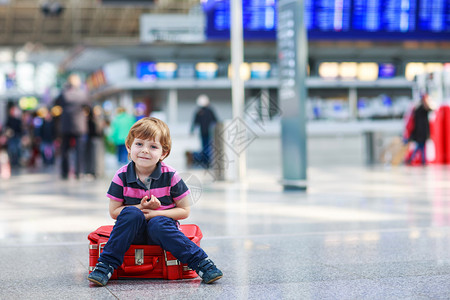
left=107, top=161, right=190, bottom=210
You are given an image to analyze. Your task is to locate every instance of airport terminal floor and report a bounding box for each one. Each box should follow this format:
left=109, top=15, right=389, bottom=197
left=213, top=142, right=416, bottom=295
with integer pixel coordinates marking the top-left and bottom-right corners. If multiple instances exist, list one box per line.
left=1, top=134, right=450, bottom=299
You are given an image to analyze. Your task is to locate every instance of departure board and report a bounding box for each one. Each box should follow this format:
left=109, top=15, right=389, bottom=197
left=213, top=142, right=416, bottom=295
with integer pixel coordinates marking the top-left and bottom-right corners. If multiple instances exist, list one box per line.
left=310, top=0, right=419, bottom=39
left=307, top=0, right=352, bottom=32
left=351, top=0, right=416, bottom=32
left=418, top=0, right=450, bottom=32
left=203, top=0, right=450, bottom=40
left=204, top=0, right=277, bottom=40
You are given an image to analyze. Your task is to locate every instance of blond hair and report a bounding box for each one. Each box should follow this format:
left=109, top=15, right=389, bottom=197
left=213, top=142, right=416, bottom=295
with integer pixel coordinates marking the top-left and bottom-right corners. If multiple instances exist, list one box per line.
left=125, top=117, right=172, bottom=159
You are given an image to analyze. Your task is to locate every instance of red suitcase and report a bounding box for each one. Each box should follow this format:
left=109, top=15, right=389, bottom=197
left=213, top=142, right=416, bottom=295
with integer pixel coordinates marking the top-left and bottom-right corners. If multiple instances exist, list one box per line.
left=88, top=224, right=202, bottom=280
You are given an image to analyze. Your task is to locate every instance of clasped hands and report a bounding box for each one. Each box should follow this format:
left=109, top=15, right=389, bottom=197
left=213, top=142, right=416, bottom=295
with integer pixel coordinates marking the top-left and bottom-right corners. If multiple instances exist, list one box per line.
left=140, top=195, right=161, bottom=219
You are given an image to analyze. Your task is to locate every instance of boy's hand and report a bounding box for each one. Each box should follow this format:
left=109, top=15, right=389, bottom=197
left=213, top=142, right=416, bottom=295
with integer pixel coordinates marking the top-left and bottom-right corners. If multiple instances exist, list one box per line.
left=140, top=195, right=161, bottom=210
left=141, top=208, right=158, bottom=220
left=148, top=195, right=161, bottom=210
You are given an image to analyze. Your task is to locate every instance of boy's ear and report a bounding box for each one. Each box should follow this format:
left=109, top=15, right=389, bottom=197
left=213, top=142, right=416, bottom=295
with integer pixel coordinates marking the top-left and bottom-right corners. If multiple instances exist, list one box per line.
left=160, top=150, right=169, bottom=161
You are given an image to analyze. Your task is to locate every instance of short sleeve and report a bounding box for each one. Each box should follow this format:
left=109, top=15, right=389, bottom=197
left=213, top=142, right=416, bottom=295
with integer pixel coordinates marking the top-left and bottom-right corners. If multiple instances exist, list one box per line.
left=170, top=171, right=190, bottom=201
left=106, top=171, right=125, bottom=202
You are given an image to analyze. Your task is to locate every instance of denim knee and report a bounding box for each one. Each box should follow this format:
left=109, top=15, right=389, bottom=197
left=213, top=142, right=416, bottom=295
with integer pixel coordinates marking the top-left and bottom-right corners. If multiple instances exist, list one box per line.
left=147, top=216, right=172, bottom=230
left=117, top=206, right=146, bottom=224
left=146, top=216, right=174, bottom=239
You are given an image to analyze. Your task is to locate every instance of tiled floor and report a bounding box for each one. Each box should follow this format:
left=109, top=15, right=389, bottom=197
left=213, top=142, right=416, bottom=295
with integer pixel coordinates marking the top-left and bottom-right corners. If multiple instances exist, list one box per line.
left=1, top=133, right=450, bottom=299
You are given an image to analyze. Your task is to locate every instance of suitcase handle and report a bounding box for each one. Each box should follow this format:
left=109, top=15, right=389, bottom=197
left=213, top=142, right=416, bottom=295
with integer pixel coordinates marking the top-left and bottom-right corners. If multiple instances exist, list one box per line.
left=120, top=257, right=159, bottom=274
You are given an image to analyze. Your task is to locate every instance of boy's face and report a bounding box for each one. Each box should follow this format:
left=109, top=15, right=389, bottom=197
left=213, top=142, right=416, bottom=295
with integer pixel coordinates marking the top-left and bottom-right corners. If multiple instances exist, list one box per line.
left=127, top=136, right=167, bottom=171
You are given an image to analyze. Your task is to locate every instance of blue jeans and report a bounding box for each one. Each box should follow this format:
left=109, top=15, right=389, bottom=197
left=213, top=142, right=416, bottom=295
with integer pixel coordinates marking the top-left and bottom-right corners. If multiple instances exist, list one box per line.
left=409, top=142, right=426, bottom=165
left=98, top=207, right=207, bottom=270
left=193, top=133, right=213, bottom=168
left=61, top=134, right=86, bottom=178
left=7, top=137, right=21, bottom=167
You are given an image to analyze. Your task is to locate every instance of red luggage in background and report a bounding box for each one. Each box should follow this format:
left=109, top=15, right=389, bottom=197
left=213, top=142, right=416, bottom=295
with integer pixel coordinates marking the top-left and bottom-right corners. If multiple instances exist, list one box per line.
left=88, top=224, right=202, bottom=280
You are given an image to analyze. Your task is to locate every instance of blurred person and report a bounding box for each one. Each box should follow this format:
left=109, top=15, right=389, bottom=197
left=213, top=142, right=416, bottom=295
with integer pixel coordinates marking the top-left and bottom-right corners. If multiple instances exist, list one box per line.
left=87, top=117, right=223, bottom=286
left=54, top=73, right=90, bottom=179
left=134, top=102, right=146, bottom=120
left=4, top=105, right=23, bottom=168
left=36, top=107, right=56, bottom=166
left=22, top=111, right=41, bottom=168
left=189, top=94, right=218, bottom=168
left=84, top=105, right=106, bottom=178
left=108, top=106, right=136, bottom=165
left=406, top=93, right=434, bottom=165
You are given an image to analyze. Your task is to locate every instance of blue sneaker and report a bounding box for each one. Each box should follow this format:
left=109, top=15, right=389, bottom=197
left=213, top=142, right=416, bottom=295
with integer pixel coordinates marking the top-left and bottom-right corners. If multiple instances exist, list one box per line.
left=87, top=262, right=114, bottom=286
left=196, top=259, right=223, bottom=284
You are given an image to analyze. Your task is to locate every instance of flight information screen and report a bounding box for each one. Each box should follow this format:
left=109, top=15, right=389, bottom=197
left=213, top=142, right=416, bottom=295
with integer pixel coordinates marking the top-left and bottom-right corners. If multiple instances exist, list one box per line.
left=203, top=0, right=277, bottom=40
left=203, top=0, right=450, bottom=40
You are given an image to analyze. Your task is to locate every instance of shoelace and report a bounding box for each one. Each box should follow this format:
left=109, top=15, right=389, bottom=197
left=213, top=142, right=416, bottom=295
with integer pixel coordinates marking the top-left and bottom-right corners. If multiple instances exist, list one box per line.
left=94, top=262, right=112, bottom=274
left=199, top=259, right=216, bottom=272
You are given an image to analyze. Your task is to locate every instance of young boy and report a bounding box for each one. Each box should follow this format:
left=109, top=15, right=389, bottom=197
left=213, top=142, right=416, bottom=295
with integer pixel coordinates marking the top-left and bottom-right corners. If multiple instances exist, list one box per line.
left=88, top=117, right=223, bottom=286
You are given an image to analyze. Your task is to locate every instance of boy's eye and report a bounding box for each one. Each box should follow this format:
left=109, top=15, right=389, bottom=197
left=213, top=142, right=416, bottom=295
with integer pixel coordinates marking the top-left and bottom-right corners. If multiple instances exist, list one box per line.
left=151, top=145, right=158, bottom=149
left=136, top=142, right=143, bottom=146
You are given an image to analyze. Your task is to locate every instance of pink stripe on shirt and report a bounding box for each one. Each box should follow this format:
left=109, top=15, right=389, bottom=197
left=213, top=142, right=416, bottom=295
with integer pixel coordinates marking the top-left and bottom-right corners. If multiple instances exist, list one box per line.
left=149, top=186, right=171, bottom=198
left=112, top=174, right=123, bottom=186
left=107, top=194, right=124, bottom=202
left=170, top=172, right=182, bottom=187
left=123, top=186, right=147, bottom=199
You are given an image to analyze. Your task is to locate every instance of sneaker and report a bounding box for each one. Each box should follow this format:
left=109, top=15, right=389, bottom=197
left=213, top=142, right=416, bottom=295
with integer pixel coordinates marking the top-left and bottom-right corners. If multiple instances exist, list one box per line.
left=196, top=259, right=223, bottom=284
left=87, top=262, right=114, bottom=286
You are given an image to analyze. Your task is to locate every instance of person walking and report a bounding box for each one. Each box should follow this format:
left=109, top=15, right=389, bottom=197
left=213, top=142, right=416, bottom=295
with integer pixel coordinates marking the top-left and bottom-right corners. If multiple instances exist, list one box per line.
left=190, top=94, right=218, bottom=168
left=406, top=93, right=433, bottom=165
left=54, top=73, right=90, bottom=179
left=36, top=107, right=56, bottom=166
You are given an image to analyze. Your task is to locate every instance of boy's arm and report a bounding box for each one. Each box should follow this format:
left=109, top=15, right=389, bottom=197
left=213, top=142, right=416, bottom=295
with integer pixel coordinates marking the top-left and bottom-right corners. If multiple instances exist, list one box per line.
left=109, top=199, right=125, bottom=220
left=109, top=199, right=146, bottom=220
left=141, top=195, right=191, bottom=221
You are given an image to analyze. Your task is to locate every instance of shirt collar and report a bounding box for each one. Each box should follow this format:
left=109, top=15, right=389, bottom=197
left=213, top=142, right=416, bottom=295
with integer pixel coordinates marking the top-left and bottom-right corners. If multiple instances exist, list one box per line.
left=126, top=161, right=163, bottom=183
left=149, top=161, right=163, bottom=179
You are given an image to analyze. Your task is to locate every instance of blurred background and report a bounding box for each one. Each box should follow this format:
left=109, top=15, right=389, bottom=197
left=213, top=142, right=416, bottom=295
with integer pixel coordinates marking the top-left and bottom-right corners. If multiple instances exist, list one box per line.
left=0, top=0, right=449, bottom=178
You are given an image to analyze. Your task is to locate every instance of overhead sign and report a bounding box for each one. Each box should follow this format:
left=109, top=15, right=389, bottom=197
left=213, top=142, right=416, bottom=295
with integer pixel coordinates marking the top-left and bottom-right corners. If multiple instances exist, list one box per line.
left=203, top=0, right=277, bottom=40
left=140, top=14, right=205, bottom=43
left=204, top=0, right=450, bottom=41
